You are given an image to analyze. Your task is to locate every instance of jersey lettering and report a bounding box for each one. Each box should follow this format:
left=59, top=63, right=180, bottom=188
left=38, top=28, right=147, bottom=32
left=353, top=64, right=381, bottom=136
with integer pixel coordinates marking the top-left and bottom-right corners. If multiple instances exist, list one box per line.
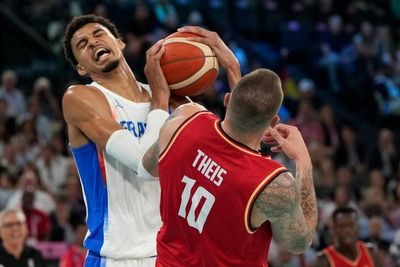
left=119, top=121, right=147, bottom=137
left=178, top=176, right=215, bottom=233
left=192, top=149, right=226, bottom=186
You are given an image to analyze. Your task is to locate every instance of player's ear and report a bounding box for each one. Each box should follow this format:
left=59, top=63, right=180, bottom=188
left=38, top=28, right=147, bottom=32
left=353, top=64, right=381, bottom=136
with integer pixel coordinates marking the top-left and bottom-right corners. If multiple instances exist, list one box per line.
left=223, top=93, right=231, bottom=107
left=76, top=64, right=88, bottom=76
left=270, top=115, right=280, bottom=128
left=117, top=39, right=126, bottom=50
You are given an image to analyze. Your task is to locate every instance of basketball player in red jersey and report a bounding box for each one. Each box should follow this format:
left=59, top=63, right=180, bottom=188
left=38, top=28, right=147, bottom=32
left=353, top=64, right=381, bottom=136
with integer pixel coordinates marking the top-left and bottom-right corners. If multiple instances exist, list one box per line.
left=312, top=206, right=382, bottom=267
left=139, top=68, right=318, bottom=266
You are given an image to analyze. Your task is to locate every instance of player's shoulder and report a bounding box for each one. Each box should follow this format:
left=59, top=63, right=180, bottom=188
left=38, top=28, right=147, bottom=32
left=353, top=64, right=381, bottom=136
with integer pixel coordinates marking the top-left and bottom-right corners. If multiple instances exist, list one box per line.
left=63, top=84, right=104, bottom=105
left=166, top=102, right=208, bottom=124
left=64, top=84, right=101, bottom=97
left=176, top=102, right=207, bottom=115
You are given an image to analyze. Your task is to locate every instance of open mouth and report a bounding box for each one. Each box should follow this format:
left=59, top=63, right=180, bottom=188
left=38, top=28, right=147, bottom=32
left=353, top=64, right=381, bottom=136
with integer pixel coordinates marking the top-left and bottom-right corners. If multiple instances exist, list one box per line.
left=94, top=47, right=111, bottom=62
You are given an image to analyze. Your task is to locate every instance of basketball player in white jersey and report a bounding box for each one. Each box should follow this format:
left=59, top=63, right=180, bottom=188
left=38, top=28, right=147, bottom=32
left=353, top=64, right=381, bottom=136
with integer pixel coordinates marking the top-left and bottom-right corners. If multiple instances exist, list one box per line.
left=62, top=14, right=170, bottom=267
left=61, top=15, right=241, bottom=267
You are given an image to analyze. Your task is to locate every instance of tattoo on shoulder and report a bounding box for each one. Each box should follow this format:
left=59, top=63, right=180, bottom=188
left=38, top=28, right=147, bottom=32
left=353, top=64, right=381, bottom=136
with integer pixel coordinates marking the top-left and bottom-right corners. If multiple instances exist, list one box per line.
left=255, top=172, right=299, bottom=220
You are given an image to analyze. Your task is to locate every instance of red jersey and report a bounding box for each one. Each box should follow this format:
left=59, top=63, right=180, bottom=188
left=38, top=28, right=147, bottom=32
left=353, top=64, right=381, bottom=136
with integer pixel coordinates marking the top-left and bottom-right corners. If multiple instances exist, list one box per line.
left=323, top=241, right=375, bottom=267
left=24, top=208, right=52, bottom=241
left=59, top=245, right=86, bottom=267
left=157, top=112, right=287, bottom=267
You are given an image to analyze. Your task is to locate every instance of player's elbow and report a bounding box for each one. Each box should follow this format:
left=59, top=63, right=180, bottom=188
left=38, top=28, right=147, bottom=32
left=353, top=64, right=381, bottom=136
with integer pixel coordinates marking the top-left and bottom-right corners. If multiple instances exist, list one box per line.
left=284, top=235, right=313, bottom=255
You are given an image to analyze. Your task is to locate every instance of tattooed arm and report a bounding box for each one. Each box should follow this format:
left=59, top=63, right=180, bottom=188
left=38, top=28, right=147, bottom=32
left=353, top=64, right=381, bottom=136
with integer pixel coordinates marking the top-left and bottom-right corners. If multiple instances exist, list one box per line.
left=140, top=102, right=207, bottom=177
left=252, top=124, right=317, bottom=254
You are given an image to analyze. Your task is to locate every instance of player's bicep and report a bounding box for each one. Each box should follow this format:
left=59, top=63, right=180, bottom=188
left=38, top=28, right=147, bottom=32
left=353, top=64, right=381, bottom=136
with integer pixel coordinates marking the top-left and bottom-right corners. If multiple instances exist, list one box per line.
left=62, top=86, right=121, bottom=148
left=254, top=172, right=309, bottom=253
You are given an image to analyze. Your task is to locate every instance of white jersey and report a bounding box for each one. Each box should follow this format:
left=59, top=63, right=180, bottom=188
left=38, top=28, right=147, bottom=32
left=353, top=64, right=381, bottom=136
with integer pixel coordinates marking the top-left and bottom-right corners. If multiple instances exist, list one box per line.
left=70, top=81, right=161, bottom=259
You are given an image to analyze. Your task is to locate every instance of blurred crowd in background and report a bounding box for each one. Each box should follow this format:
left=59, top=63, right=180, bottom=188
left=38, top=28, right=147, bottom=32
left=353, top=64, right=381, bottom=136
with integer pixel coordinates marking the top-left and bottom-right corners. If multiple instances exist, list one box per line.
left=1, top=0, right=400, bottom=266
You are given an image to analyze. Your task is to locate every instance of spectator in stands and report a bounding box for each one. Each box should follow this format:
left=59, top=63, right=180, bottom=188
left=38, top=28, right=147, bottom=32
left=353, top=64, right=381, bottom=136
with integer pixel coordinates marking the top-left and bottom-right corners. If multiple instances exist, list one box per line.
left=32, top=76, right=62, bottom=121
left=36, top=143, right=69, bottom=194
left=153, top=0, right=179, bottom=33
left=334, top=124, right=366, bottom=175
left=49, top=194, right=74, bottom=243
left=0, top=169, right=16, bottom=210
left=389, top=181, right=400, bottom=229
left=21, top=189, right=52, bottom=242
left=61, top=174, right=86, bottom=228
left=0, top=70, right=26, bottom=118
left=7, top=164, right=55, bottom=214
left=390, top=230, right=400, bottom=266
left=0, top=97, right=16, bottom=138
left=364, top=216, right=393, bottom=265
left=0, top=208, right=46, bottom=266
left=0, top=142, right=25, bottom=177
left=289, top=99, right=324, bottom=161
left=319, top=104, right=340, bottom=158
left=368, top=128, right=399, bottom=181
left=59, top=221, right=87, bottom=267
left=12, top=116, right=41, bottom=164
left=125, top=3, right=157, bottom=44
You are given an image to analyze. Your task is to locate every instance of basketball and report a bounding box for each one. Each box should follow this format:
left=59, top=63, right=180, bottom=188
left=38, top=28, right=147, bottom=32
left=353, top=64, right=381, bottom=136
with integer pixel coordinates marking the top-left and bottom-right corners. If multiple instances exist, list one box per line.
left=160, top=32, right=219, bottom=96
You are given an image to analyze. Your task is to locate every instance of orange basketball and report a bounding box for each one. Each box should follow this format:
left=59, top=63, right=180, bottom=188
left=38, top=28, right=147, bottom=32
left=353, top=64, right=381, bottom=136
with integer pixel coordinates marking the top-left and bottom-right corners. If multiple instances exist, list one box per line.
left=160, top=32, right=219, bottom=96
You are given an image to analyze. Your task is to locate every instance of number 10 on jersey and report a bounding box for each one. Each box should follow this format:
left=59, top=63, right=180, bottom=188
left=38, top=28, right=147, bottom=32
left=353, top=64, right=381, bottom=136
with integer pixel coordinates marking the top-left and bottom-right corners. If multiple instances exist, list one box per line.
left=178, top=176, right=215, bottom=233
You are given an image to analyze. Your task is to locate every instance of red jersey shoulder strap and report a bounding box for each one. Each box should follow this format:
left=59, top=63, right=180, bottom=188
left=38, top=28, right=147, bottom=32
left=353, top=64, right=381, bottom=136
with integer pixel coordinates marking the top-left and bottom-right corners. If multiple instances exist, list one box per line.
left=159, top=111, right=214, bottom=162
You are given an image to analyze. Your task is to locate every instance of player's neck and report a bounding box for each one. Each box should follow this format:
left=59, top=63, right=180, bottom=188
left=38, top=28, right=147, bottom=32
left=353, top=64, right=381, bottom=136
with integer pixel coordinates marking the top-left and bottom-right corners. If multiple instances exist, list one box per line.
left=91, top=61, right=139, bottom=97
left=220, top=120, right=263, bottom=151
left=2, top=241, right=24, bottom=258
left=336, top=244, right=358, bottom=260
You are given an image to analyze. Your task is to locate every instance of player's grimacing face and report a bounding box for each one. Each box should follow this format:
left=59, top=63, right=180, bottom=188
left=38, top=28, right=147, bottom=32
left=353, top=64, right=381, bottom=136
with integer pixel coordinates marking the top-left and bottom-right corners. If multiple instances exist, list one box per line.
left=71, top=23, right=125, bottom=74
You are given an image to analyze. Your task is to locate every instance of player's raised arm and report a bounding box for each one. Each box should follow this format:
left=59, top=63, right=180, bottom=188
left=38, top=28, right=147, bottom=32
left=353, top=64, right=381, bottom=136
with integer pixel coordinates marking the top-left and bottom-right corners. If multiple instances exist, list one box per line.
left=253, top=124, right=317, bottom=254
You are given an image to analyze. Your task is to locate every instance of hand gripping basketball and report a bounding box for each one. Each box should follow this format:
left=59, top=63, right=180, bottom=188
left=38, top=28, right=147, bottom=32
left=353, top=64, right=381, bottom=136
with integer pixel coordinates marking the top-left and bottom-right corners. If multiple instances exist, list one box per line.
left=160, top=32, right=219, bottom=97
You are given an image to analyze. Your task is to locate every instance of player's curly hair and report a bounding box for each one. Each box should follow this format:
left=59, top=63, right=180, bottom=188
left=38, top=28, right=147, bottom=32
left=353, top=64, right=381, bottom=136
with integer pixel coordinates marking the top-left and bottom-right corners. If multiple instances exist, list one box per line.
left=63, top=14, right=121, bottom=68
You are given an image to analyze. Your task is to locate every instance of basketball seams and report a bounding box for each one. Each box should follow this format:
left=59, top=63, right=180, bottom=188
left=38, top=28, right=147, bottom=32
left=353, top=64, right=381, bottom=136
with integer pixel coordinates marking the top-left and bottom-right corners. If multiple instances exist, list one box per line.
left=163, top=37, right=214, bottom=56
left=160, top=55, right=217, bottom=67
left=169, top=56, right=217, bottom=89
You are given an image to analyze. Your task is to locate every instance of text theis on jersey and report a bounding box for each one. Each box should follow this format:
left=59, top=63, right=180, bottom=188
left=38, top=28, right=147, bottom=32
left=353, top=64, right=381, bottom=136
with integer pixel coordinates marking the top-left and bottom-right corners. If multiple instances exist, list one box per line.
left=192, top=149, right=226, bottom=186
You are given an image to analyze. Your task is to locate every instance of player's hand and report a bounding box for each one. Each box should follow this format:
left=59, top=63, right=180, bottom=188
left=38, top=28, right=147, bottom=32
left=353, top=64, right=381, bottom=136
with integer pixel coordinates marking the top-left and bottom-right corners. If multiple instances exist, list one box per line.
left=178, top=25, right=241, bottom=90
left=178, top=26, right=238, bottom=70
left=264, top=124, right=310, bottom=163
left=144, top=39, right=170, bottom=109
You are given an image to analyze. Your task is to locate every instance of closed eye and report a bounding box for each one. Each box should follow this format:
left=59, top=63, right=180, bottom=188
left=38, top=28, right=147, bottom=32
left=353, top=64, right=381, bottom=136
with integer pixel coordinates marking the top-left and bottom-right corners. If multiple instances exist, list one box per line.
left=76, top=39, right=87, bottom=50
left=93, top=28, right=105, bottom=38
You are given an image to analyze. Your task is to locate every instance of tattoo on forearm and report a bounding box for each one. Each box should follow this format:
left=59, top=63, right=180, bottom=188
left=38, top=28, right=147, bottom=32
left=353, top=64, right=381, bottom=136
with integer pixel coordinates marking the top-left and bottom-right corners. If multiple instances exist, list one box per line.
left=144, top=140, right=160, bottom=175
left=297, top=167, right=317, bottom=231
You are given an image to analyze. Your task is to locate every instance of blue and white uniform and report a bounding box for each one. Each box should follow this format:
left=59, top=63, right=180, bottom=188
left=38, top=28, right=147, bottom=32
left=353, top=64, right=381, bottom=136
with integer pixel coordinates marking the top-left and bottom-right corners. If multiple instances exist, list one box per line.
left=70, top=82, right=161, bottom=266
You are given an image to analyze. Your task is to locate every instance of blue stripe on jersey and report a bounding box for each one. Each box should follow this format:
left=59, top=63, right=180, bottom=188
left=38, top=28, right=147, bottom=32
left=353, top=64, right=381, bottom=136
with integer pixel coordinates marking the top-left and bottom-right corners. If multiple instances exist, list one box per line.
left=70, top=141, right=108, bottom=255
left=85, top=251, right=106, bottom=267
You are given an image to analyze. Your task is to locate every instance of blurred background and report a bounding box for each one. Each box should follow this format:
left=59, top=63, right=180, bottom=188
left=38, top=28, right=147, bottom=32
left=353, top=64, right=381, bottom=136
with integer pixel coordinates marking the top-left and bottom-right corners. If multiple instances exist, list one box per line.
left=0, top=0, right=400, bottom=266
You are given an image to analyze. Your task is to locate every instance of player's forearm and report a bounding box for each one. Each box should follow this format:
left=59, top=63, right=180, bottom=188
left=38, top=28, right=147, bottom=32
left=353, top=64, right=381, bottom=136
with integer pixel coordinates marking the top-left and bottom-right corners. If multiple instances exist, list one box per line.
left=106, top=109, right=169, bottom=172
left=295, top=158, right=317, bottom=242
left=150, top=89, right=170, bottom=111
left=226, top=62, right=241, bottom=91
